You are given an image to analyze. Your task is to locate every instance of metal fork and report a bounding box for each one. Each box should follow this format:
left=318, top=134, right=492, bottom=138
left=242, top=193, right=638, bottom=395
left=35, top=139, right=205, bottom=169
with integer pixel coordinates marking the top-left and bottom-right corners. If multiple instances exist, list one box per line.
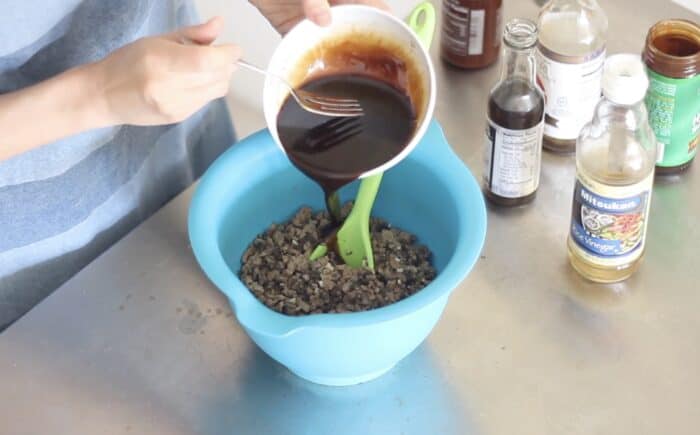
left=293, top=117, right=364, bottom=153
left=237, top=60, right=364, bottom=118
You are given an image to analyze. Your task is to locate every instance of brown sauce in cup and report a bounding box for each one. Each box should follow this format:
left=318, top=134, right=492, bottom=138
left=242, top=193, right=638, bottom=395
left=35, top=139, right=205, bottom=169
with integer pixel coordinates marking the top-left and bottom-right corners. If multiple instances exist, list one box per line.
left=276, top=33, right=425, bottom=220
left=277, top=74, right=416, bottom=199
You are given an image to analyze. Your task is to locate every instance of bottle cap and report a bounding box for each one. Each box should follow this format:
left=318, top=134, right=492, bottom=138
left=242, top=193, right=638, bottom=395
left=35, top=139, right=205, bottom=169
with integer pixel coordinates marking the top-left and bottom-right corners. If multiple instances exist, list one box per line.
left=602, top=54, right=650, bottom=105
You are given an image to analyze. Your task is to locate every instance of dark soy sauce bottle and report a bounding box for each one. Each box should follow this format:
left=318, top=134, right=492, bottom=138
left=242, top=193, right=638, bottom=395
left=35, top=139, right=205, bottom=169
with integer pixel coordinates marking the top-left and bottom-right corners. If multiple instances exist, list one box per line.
left=483, top=18, right=545, bottom=206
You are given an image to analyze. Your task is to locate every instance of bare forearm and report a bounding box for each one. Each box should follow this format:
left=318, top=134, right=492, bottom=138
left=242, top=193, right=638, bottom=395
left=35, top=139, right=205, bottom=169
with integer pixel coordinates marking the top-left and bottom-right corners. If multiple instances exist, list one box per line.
left=0, top=63, right=112, bottom=161
left=0, top=18, right=240, bottom=162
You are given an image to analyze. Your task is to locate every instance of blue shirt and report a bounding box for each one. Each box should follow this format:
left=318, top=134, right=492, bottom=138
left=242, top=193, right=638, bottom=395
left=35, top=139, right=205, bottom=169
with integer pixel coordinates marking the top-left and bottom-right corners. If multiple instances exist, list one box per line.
left=0, top=0, right=235, bottom=329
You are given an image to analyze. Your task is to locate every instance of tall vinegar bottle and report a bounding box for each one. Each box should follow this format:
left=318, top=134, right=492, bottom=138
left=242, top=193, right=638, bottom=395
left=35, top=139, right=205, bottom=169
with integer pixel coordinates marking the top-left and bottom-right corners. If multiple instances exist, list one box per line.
left=567, top=55, right=657, bottom=283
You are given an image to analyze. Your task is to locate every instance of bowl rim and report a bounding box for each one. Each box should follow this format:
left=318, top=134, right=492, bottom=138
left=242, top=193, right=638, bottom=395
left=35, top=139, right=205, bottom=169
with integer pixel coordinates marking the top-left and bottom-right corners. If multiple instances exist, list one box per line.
left=188, top=121, right=487, bottom=337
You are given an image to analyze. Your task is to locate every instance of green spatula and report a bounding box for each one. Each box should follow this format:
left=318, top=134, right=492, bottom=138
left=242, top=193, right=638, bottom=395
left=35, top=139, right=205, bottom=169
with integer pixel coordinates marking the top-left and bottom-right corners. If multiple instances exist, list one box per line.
left=310, top=172, right=384, bottom=269
left=310, top=2, right=436, bottom=270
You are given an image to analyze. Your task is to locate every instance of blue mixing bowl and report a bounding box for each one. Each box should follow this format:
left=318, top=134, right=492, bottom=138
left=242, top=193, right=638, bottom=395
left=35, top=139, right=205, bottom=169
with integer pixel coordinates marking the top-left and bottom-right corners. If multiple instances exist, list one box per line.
left=188, top=120, right=487, bottom=386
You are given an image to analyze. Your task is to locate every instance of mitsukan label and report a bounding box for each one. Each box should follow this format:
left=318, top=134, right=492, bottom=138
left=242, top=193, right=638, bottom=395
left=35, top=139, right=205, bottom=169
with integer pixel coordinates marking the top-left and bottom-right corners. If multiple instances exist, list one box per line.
left=570, top=179, right=650, bottom=259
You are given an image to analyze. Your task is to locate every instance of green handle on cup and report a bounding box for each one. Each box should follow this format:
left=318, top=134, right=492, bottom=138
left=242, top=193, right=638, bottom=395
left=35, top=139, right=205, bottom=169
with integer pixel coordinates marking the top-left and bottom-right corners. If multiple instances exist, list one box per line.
left=407, top=1, right=436, bottom=49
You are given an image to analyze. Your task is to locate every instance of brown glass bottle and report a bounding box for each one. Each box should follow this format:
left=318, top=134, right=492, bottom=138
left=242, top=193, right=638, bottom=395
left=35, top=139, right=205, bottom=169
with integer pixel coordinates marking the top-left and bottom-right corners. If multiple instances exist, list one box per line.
left=483, top=19, right=545, bottom=206
left=642, top=19, right=700, bottom=175
left=440, top=0, right=502, bottom=69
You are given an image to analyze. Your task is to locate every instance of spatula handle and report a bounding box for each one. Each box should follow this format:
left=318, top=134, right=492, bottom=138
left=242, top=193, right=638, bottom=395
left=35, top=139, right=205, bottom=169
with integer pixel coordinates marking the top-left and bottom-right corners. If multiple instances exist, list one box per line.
left=354, top=174, right=383, bottom=222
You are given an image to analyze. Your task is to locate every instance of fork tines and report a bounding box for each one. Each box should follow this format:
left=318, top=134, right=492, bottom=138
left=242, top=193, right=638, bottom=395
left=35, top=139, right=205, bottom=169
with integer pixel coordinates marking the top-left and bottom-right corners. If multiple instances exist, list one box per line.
left=295, top=117, right=364, bottom=153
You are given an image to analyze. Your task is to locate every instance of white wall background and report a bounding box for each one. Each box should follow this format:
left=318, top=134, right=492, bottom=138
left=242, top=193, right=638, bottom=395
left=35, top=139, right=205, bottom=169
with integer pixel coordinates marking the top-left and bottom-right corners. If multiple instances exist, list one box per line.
left=673, top=0, right=700, bottom=14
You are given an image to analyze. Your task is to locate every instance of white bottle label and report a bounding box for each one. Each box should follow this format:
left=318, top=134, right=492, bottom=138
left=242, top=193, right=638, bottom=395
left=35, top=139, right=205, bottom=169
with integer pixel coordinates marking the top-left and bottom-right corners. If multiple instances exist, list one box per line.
left=468, top=9, right=485, bottom=55
left=483, top=119, right=544, bottom=198
left=569, top=171, right=654, bottom=267
left=536, top=46, right=606, bottom=141
left=441, top=0, right=485, bottom=57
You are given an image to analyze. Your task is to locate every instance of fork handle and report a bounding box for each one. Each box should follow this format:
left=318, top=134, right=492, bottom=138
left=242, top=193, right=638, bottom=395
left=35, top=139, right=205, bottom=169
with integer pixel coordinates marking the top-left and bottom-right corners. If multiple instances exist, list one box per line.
left=236, top=59, right=267, bottom=75
left=180, top=37, right=272, bottom=78
left=236, top=60, right=293, bottom=94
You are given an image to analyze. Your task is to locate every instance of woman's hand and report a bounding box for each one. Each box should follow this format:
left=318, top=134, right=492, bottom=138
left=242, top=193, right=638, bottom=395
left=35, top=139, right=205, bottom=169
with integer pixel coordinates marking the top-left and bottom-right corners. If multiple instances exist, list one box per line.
left=250, top=0, right=390, bottom=34
left=0, top=17, right=241, bottom=161
left=92, top=17, right=241, bottom=126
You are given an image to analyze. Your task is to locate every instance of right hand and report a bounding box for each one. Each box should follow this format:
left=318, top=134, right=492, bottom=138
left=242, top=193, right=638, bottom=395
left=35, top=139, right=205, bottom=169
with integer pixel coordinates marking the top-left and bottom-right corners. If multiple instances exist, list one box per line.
left=91, top=17, right=241, bottom=126
left=251, top=0, right=389, bottom=34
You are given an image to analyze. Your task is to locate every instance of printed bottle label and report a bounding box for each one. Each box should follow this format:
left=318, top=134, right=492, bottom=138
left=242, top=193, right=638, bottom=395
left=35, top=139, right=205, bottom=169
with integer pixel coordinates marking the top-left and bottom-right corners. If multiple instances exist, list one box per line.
left=645, top=69, right=700, bottom=168
left=569, top=171, right=653, bottom=267
left=483, top=119, right=543, bottom=198
left=536, top=46, right=606, bottom=141
left=467, top=9, right=485, bottom=55
left=441, top=0, right=485, bottom=57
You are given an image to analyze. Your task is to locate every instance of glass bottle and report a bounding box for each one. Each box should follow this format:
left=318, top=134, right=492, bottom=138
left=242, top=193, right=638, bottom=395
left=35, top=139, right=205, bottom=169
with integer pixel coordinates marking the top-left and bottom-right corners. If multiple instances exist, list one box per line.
left=536, top=0, right=608, bottom=153
left=643, top=19, right=700, bottom=175
left=483, top=18, right=545, bottom=206
left=440, top=0, right=503, bottom=69
left=567, top=54, right=657, bottom=283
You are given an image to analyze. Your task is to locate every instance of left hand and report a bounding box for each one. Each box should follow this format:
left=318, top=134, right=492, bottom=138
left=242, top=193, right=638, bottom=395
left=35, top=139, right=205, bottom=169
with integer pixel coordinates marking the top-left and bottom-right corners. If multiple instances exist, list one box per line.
left=250, top=0, right=390, bottom=34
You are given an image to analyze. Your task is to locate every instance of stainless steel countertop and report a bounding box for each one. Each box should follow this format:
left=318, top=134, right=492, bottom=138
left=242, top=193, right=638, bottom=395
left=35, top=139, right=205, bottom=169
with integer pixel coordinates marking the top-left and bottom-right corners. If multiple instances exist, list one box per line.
left=2, top=1, right=699, bottom=434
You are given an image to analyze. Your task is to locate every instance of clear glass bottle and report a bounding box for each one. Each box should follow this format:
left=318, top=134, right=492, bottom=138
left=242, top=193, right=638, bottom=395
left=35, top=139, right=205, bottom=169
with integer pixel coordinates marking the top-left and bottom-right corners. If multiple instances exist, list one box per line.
left=483, top=19, right=545, bottom=206
left=536, top=0, right=608, bottom=153
left=567, top=54, right=657, bottom=283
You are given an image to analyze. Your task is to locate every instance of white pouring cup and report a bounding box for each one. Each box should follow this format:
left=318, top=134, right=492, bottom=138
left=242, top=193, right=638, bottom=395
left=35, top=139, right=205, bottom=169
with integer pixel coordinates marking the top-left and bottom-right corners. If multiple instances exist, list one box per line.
left=262, top=4, right=437, bottom=180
